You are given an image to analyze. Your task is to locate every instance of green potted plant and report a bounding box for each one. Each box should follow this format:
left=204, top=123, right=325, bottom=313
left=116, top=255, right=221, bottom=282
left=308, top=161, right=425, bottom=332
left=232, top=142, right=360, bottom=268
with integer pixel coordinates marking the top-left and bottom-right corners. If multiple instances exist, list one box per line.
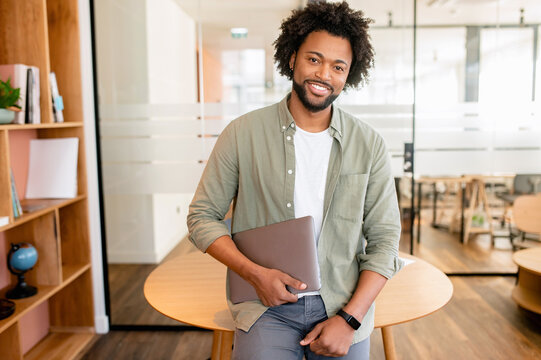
left=0, top=78, right=22, bottom=124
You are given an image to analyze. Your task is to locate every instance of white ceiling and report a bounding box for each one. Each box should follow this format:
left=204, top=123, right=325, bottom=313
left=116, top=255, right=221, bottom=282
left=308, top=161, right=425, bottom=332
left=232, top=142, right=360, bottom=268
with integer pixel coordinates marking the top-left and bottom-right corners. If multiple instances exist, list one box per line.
left=175, top=0, right=541, bottom=50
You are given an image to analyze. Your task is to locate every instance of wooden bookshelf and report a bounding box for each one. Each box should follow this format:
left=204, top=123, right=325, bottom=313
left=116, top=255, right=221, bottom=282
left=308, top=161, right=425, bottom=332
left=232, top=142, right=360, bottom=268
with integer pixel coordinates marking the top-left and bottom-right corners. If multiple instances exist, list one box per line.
left=0, top=1, right=95, bottom=359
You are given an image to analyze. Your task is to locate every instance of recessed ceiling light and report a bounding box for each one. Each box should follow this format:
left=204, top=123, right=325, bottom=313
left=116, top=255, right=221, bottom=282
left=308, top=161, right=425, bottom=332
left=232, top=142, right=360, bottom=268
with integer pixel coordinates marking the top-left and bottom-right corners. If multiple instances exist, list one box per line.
left=231, top=27, right=248, bottom=39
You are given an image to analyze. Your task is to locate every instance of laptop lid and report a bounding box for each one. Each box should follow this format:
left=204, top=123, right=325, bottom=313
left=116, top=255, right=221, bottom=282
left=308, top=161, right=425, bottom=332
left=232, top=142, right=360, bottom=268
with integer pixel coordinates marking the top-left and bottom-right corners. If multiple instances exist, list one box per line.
left=227, top=216, right=321, bottom=304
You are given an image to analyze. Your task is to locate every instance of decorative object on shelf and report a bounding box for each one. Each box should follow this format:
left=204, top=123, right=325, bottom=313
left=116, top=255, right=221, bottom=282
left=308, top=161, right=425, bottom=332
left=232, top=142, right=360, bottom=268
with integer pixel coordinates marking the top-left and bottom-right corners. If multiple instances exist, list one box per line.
left=26, top=137, right=79, bottom=199
left=0, top=77, right=22, bottom=124
left=0, top=299, right=16, bottom=320
left=0, top=64, right=40, bottom=124
left=50, top=72, right=64, bottom=123
left=6, top=242, right=39, bottom=299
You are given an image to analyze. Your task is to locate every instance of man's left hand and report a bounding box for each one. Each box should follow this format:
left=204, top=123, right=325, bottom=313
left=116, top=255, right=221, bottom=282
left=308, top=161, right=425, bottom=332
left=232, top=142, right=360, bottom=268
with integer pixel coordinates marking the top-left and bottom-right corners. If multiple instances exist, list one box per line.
left=300, top=315, right=355, bottom=357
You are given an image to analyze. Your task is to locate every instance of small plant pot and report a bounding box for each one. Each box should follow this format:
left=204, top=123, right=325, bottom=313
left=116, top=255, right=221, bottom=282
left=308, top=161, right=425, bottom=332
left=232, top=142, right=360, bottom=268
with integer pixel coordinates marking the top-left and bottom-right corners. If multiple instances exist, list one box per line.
left=0, top=108, right=15, bottom=124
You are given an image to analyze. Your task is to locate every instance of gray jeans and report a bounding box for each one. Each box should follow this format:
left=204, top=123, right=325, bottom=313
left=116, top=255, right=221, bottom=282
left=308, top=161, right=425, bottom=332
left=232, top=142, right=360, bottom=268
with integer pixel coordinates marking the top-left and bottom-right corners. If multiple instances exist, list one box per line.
left=232, top=295, right=370, bottom=360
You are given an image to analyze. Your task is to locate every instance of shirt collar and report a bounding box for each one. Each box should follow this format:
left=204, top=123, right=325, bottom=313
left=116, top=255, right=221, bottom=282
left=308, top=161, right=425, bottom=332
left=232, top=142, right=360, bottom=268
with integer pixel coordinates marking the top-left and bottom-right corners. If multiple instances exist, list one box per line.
left=278, top=93, right=343, bottom=139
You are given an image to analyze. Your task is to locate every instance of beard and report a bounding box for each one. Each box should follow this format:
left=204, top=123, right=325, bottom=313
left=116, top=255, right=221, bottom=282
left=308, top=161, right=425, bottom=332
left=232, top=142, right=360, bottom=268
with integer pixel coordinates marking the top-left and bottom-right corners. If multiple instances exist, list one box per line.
left=292, top=79, right=339, bottom=113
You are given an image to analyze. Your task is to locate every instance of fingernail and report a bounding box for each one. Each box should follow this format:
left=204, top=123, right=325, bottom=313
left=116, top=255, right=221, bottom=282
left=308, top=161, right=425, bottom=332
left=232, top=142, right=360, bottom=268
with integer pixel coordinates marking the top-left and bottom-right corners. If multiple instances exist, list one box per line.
left=301, top=283, right=307, bottom=289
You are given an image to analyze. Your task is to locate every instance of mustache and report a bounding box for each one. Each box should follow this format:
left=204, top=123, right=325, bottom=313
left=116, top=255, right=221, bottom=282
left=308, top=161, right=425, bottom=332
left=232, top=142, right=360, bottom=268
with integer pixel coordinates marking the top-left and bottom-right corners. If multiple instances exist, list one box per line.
left=305, top=79, right=334, bottom=92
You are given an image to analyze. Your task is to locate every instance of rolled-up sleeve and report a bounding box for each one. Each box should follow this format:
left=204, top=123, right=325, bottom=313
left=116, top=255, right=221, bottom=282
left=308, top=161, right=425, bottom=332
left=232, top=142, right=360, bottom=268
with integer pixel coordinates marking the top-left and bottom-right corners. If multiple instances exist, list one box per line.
left=187, top=122, right=239, bottom=252
left=357, top=135, right=404, bottom=279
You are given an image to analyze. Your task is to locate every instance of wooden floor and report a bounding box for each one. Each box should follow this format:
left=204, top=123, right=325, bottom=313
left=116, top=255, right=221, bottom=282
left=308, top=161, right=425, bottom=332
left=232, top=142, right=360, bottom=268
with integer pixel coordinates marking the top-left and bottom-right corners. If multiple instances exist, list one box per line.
left=408, top=217, right=518, bottom=274
left=82, top=276, right=541, bottom=359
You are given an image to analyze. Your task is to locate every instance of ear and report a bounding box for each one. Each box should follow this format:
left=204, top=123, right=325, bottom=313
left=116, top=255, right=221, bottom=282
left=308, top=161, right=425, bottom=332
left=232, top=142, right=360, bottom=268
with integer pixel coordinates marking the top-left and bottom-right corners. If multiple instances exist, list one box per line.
left=289, top=52, right=296, bottom=71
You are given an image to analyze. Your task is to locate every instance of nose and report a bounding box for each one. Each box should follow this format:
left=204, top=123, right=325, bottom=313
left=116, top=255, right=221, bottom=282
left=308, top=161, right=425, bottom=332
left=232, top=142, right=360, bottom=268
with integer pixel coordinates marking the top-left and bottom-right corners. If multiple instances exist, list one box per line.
left=315, top=63, right=331, bottom=81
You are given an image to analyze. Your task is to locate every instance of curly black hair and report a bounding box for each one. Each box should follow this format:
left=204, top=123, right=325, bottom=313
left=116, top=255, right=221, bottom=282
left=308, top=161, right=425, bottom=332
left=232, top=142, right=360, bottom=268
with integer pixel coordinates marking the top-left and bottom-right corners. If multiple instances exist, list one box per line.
left=273, top=1, right=374, bottom=89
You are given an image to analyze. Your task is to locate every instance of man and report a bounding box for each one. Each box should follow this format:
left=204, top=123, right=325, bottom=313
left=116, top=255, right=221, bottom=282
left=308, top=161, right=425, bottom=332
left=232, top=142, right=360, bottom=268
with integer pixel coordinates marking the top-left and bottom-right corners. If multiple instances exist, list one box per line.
left=187, top=2, right=403, bottom=359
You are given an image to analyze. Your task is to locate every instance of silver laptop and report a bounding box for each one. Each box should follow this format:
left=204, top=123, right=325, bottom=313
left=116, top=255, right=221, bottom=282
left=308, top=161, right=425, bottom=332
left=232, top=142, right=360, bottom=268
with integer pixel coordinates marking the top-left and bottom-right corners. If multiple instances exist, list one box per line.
left=227, top=216, right=321, bottom=304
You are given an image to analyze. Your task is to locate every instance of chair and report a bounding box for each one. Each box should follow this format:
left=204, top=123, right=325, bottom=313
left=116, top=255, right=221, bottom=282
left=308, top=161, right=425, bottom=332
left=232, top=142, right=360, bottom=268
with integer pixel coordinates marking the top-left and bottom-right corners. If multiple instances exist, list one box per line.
left=511, top=194, right=541, bottom=251
left=498, top=174, right=541, bottom=204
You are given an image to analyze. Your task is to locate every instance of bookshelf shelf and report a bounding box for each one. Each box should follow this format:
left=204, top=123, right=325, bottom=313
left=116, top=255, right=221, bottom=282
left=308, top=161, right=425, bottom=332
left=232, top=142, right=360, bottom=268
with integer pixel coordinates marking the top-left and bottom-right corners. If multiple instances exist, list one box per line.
left=0, top=0, right=95, bottom=359
left=0, top=264, right=91, bottom=334
left=0, top=122, right=84, bottom=131
left=24, top=332, right=95, bottom=360
left=0, top=195, right=87, bottom=233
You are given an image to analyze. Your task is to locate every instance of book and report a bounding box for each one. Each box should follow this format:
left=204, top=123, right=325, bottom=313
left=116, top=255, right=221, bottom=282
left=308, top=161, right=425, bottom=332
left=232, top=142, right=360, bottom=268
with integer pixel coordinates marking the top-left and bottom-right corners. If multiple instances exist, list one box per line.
left=10, top=170, right=23, bottom=218
left=50, top=72, right=64, bottom=123
left=25, top=138, right=79, bottom=199
left=25, top=68, right=33, bottom=124
left=0, top=64, right=40, bottom=124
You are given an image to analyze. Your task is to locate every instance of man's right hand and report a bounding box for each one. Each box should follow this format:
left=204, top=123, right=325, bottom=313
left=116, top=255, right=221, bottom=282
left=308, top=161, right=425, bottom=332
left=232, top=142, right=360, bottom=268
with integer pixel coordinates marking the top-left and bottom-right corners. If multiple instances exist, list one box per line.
left=206, top=235, right=306, bottom=307
left=248, top=267, right=307, bottom=307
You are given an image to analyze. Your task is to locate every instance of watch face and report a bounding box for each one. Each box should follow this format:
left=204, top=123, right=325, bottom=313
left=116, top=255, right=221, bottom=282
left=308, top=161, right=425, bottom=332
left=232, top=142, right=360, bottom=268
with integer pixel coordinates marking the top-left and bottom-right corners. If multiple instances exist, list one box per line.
left=348, top=316, right=361, bottom=330
left=338, top=309, right=361, bottom=330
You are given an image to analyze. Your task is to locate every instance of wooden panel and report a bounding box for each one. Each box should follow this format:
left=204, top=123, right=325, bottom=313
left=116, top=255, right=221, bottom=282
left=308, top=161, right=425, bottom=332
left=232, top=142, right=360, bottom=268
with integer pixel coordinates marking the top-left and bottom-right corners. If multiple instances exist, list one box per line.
left=46, top=0, right=83, bottom=123
left=49, top=270, right=94, bottom=328
left=24, top=332, right=94, bottom=360
left=0, top=322, right=22, bottom=360
left=4, top=213, right=61, bottom=286
left=0, top=130, right=14, bottom=222
left=58, top=200, right=90, bottom=269
left=0, top=0, right=53, bottom=124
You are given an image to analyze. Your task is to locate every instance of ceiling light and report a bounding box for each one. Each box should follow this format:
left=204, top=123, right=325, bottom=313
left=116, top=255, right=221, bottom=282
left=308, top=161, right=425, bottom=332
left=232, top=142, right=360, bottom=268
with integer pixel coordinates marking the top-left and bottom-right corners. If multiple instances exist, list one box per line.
left=231, top=28, right=248, bottom=39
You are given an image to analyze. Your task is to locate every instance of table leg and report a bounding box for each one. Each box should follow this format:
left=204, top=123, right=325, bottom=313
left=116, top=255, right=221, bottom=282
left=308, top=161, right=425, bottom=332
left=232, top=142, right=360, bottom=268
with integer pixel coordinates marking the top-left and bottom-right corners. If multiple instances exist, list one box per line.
left=211, top=330, right=234, bottom=360
left=381, top=326, right=397, bottom=360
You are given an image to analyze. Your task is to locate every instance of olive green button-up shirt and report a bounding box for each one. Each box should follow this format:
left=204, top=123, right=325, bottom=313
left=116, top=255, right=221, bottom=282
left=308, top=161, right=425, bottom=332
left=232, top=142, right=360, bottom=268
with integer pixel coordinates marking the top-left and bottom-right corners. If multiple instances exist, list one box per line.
left=187, top=94, right=403, bottom=343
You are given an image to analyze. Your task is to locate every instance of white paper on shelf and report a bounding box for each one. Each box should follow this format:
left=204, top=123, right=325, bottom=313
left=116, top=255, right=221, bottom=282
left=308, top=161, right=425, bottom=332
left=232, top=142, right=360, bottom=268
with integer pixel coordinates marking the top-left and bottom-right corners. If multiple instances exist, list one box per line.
left=25, top=138, right=79, bottom=199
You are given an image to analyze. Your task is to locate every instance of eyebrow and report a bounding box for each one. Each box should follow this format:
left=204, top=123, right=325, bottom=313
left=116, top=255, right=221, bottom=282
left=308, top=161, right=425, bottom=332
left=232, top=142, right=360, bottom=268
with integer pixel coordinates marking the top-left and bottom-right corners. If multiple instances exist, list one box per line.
left=306, top=51, right=349, bottom=67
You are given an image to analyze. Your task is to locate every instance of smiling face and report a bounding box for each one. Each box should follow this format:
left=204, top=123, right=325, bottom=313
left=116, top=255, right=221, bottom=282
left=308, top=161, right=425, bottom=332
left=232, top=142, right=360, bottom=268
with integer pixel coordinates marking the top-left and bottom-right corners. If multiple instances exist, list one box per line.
left=289, top=30, right=353, bottom=113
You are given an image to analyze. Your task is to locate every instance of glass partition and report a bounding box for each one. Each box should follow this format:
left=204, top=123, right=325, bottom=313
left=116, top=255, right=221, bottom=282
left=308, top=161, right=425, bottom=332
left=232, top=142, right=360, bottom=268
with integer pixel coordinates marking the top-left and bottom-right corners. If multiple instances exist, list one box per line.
left=414, top=0, right=541, bottom=274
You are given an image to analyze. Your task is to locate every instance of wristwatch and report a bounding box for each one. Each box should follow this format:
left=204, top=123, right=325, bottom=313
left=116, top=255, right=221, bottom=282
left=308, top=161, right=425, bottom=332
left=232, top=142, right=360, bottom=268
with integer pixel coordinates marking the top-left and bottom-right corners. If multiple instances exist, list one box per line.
left=336, top=309, right=361, bottom=330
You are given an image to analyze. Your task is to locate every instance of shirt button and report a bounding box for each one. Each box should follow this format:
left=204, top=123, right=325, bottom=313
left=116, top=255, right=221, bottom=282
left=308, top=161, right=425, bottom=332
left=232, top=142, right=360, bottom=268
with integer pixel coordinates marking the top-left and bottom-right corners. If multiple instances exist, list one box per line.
left=287, top=169, right=293, bottom=175
left=286, top=136, right=291, bottom=141
left=282, top=126, right=286, bottom=130
left=291, top=123, right=295, bottom=128
left=286, top=203, right=292, bottom=208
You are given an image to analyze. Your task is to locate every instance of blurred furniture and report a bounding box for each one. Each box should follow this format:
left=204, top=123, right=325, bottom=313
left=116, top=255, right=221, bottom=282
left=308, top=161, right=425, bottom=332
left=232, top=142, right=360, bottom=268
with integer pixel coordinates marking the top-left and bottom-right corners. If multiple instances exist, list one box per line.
left=512, top=248, right=541, bottom=315
left=498, top=174, right=541, bottom=204
left=511, top=194, right=541, bottom=251
left=144, top=250, right=453, bottom=360
left=497, top=175, right=541, bottom=240
left=416, top=175, right=508, bottom=244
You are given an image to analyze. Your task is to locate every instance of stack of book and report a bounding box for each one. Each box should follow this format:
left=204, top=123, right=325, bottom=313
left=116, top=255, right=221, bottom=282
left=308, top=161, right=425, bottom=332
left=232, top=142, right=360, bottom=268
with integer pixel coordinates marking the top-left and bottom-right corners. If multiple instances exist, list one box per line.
left=0, top=65, right=65, bottom=124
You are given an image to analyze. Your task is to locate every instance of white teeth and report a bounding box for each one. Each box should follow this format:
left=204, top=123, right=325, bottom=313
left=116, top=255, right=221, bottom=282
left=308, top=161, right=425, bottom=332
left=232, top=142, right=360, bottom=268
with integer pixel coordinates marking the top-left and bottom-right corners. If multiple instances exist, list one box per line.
left=312, top=83, right=327, bottom=91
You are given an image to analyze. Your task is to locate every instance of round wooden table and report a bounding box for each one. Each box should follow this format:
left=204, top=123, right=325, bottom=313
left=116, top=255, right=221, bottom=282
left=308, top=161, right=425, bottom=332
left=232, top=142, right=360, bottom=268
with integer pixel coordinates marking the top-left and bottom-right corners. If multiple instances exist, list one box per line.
left=512, top=248, right=541, bottom=314
left=144, top=251, right=453, bottom=360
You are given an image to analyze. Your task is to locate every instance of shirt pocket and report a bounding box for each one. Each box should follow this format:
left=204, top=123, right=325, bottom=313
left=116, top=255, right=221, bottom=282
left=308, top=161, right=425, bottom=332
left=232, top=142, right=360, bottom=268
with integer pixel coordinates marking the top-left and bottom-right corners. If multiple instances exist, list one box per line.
left=330, top=173, right=369, bottom=222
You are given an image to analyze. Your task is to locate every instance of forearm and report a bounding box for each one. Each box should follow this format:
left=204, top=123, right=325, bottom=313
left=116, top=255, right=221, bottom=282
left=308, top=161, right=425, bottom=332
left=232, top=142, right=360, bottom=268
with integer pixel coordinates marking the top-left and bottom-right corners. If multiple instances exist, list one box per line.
left=206, top=235, right=262, bottom=284
left=342, top=270, right=387, bottom=322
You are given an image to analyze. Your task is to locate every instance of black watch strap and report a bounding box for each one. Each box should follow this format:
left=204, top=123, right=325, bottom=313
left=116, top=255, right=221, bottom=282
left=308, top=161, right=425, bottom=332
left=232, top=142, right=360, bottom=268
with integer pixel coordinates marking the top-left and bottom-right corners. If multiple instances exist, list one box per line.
left=336, top=309, right=361, bottom=330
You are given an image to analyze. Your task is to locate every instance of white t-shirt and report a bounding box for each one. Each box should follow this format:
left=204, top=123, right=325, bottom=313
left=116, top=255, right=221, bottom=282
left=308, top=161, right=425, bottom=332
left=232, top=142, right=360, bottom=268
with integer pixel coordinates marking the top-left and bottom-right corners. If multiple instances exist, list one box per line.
left=293, top=124, right=333, bottom=298
left=293, top=125, right=333, bottom=243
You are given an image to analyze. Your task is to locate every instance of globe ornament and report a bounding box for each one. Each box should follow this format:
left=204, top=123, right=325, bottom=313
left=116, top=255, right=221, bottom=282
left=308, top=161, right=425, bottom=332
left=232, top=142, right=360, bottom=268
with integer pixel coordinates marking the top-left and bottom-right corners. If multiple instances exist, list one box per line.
left=6, top=242, right=38, bottom=299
